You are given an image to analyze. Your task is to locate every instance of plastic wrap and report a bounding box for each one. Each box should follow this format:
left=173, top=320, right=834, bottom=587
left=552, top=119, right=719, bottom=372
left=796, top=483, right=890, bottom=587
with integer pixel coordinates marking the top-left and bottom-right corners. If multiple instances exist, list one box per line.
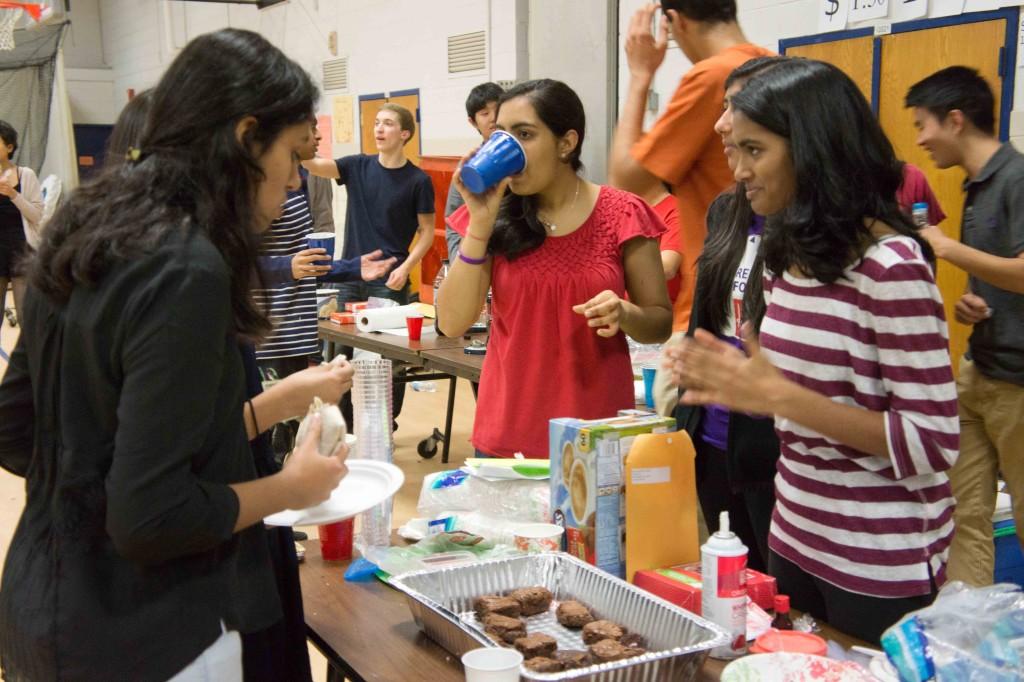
left=416, top=469, right=550, bottom=522
left=881, top=581, right=1024, bottom=682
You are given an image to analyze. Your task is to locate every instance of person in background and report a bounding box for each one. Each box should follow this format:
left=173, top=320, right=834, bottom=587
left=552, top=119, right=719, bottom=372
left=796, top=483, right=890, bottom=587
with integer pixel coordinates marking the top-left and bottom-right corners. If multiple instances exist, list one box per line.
left=253, top=116, right=393, bottom=463
left=305, top=117, right=336, bottom=237
left=440, top=79, right=672, bottom=459
left=897, top=161, right=945, bottom=226
left=0, top=120, right=43, bottom=328
left=669, top=58, right=958, bottom=644
left=673, top=55, right=786, bottom=571
left=0, top=29, right=348, bottom=681
left=906, top=66, right=1024, bottom=587
left=304, top=103, right=435, bottom=431
left=446, top=82, right=505, bottom=259
left=609, top=0, right=773, bottom=333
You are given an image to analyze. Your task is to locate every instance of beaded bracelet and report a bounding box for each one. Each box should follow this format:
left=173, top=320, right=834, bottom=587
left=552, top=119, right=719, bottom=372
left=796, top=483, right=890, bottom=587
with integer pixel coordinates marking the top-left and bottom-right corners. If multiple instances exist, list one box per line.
left=458, top=251, right=488, bottom=266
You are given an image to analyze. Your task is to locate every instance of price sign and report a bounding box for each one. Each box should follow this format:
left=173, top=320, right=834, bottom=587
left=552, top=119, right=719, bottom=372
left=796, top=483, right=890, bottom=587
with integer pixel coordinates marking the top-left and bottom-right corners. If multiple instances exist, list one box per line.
left=892, top=0, right=927, bottom=21
left=819, top=0, right=850, bottom=32
left=930, top=0, right=965, bottom=17
left=848, top=0, right=890, bottom=22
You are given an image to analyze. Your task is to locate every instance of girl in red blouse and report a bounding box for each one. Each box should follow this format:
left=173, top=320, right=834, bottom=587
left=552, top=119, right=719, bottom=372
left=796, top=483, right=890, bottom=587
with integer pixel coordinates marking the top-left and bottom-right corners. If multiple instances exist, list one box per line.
left=441, top=79, right=672, bottom=458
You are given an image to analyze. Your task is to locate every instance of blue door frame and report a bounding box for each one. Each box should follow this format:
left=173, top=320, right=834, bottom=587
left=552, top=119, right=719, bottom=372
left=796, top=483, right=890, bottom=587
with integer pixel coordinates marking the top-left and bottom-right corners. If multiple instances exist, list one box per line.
left=779, top=8, right=1019, bottom=141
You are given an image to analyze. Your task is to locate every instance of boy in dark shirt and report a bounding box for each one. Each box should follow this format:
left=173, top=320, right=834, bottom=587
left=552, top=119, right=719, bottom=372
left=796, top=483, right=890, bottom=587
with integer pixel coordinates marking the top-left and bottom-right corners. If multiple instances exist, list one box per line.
left=907, top=65, right=1024, bottom=586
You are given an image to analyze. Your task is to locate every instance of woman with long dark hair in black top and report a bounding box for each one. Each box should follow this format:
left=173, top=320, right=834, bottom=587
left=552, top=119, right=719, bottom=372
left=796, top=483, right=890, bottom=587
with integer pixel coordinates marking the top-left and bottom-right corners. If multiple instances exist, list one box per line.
left=0, top=29, right=350, bottom=681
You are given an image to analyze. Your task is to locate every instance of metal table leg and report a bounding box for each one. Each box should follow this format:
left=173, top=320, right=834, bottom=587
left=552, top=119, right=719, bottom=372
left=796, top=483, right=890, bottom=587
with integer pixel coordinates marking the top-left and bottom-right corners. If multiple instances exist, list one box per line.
left=442, top=375, right=457, bottom=464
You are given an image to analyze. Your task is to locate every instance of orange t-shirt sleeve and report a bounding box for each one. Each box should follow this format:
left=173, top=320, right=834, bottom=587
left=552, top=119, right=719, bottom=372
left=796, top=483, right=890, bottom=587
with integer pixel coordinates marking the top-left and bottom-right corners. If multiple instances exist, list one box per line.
left=631, top=64, right=726, bottom=187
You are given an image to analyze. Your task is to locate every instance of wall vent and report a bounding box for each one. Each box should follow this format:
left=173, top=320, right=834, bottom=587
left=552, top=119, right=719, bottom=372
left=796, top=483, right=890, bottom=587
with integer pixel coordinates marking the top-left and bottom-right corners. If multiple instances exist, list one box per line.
left=447, top=31, right=486, bottom=73
left=322, top=57, right=348, bottom=91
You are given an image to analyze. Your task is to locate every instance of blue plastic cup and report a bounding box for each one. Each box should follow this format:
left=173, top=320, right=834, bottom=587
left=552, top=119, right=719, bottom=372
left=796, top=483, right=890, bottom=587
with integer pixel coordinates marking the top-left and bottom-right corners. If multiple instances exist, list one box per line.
left=642, top=365, right=657, bottom=409
left=308, top=232, right=335, bottom=265
left=460, top=130, right=526, bottom=194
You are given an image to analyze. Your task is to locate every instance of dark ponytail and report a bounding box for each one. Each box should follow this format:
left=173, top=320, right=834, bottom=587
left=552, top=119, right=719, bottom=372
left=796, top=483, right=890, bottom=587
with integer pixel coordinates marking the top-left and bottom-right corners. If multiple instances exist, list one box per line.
left=30, top=29, right=317, bottom=342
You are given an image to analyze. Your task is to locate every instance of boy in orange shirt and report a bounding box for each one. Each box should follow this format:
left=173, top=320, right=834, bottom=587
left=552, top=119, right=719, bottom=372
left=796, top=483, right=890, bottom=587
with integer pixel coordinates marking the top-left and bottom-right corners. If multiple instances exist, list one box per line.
left=609, top=0, right=773, bottom=332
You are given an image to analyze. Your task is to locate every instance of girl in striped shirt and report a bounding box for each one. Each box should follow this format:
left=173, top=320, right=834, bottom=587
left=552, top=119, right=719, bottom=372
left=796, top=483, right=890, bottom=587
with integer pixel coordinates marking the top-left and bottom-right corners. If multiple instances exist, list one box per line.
left=669, top=58, right=959, bottom=643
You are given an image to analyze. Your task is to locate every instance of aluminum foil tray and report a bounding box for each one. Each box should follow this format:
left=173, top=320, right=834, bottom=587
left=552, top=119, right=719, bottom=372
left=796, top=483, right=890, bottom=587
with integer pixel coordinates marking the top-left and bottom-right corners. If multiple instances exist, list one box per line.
left=389, top=552, right=729, bottom=681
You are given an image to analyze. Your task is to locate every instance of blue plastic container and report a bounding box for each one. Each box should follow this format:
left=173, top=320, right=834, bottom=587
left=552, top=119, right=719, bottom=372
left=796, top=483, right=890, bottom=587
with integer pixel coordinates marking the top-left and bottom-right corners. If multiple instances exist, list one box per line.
left=994, top=519, right=1024, bottom=587
left=460, top=130, right=526, bottom=194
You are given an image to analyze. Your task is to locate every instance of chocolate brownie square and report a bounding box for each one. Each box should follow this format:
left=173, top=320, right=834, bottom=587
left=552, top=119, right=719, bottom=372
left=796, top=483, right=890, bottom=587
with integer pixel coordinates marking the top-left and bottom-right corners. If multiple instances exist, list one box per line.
left=582, top=619, right=625, bottom=645
left=555, top=600, right=593, bottom=628
left=483, top=613, right=527, bottom=644
left=554, top=649, right=592, bottom=670
left=510, top=586, right=553, bottom=617
left=524, top=656, right=563, bottom=673
left=514, top=633, right=558, bottom=659
left=620, top=632, right=647, bottom=650
left=588, top=638, right=644, bottom=663
left=473, top=595, right=521, bottom=620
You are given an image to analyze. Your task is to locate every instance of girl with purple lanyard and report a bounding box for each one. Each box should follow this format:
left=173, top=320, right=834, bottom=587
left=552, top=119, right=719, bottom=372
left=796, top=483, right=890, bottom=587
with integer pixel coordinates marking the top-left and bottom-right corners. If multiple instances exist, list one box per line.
left=674, top=57, right=785, bottom=572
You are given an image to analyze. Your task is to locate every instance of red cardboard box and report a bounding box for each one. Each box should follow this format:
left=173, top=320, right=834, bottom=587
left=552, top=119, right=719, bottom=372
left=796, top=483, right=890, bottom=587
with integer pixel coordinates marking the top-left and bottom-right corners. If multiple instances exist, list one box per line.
left=343, top=301, right=369, bottom=313
left=330, top=312, right=356, bottom=325
left=633, top=562, right=777, bottom=616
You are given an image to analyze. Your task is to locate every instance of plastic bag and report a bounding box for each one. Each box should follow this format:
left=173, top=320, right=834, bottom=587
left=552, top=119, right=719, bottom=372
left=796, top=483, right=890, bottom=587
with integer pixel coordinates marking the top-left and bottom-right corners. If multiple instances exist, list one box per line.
left=416, top=469, right=550, bottom=522
left=881, top=581, right=1024, bottom=682
left=366, top=531, right=522, bottom=576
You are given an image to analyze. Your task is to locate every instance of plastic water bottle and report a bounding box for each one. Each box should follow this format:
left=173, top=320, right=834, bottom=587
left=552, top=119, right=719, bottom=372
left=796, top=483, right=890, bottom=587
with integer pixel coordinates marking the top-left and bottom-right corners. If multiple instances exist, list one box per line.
left=912, top=202, right=929, bottom=228
left=433, top=259, right=449, bottom=335
left=702, top=511, right=748, bottom=659
left=410, top=381, right=437, bottom=392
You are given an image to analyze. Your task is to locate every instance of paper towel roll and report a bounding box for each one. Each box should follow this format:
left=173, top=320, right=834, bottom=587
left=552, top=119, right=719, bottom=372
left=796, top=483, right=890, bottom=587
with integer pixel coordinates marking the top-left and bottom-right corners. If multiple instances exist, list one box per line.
left=356, top=305, right=420, bottom=332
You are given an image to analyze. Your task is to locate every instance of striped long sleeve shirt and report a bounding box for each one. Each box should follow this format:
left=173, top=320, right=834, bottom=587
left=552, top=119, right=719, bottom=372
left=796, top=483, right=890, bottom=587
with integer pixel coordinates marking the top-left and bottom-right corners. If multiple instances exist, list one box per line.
left=760, top=235, right=959, bottom=598
left=253, top=191, right=319, bottom=361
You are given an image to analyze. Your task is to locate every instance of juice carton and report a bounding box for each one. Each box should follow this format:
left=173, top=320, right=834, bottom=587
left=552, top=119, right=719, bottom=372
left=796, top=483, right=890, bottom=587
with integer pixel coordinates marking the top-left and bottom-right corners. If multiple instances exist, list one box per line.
left=550, top=414, right=675, bottom=578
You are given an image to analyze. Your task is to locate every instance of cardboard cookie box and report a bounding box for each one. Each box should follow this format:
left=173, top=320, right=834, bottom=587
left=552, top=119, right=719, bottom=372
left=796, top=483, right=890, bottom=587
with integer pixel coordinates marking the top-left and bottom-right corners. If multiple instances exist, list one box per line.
left=549, top=415, right=675, bottom=578
left=633, top=562, right=778, bottom=615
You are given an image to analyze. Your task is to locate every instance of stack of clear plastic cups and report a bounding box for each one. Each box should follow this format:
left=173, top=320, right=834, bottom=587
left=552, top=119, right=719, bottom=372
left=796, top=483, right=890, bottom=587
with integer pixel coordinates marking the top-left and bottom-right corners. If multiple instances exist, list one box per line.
left=351, top=358, right=394, bottom=552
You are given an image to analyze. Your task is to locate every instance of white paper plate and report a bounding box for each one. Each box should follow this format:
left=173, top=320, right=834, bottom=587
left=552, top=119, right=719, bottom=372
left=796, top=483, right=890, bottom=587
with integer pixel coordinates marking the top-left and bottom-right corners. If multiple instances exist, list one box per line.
left=721, top=653, right=874, bottom=682
left=263, top=459, right=405, bottom=527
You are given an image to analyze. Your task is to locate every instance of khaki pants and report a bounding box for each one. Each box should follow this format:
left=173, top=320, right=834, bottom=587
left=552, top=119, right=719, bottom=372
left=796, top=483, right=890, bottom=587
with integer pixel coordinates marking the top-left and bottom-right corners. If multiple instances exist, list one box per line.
left=946, top=358, right=1024, bottom=586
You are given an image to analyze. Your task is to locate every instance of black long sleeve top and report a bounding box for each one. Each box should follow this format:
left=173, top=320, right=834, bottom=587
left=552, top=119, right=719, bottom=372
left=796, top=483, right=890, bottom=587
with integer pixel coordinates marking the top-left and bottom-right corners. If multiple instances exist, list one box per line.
left=0, top=227, right=281, bottom=681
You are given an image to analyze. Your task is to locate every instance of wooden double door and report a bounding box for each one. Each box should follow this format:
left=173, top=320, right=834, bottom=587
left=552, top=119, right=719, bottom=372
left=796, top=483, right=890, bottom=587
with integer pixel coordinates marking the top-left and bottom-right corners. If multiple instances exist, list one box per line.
left=785, top=12, right=1016, bottom=372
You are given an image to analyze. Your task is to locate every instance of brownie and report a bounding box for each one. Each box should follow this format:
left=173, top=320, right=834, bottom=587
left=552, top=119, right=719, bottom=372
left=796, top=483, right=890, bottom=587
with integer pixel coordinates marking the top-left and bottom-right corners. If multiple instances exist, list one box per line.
left=554, top=649, right=591, bottom=670
left=588, top=638, right=645, bottom=663
left=483, top=613, right=527, bottom=644
left=556, top=600, right=593, bottom=628
left=620, top=632, right=647, bottom=650
left=473, top=595, right=522, bottom=620
left=510, top=586, right=553, bottom=616
left=582, top=619, right=625, bottom=645
left=524, top=656, right=563, bottom=673
left=514, top=633, right=558, bottom=659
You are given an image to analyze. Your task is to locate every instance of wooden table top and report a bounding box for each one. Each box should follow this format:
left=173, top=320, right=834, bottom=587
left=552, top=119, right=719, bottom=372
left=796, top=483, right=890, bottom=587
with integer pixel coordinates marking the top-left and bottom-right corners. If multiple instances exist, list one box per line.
left=419, top=345, right=485, bottom=383
left=299, top=541, right=464, bottom=682
left=318, top=320, right=480, bottom=365
left=299, top=541, right=870, bottom=682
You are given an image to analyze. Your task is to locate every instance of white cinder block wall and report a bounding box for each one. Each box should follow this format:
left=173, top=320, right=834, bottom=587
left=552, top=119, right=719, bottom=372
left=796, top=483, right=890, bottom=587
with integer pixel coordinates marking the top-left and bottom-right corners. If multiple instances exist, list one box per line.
left=63, top=0, right=1024, bottom=173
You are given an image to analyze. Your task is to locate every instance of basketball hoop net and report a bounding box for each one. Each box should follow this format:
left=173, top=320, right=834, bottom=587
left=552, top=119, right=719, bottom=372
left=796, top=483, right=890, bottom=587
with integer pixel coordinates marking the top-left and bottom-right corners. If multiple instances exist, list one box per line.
left=0, top=3, right=49, bottom=51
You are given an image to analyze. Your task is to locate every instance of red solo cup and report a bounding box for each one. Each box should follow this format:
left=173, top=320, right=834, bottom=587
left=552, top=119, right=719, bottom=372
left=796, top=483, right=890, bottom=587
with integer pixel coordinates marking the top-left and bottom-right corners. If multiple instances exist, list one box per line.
left=406, top=314, right=424, bottom=341
left=318, top=518, right=354, bottom=561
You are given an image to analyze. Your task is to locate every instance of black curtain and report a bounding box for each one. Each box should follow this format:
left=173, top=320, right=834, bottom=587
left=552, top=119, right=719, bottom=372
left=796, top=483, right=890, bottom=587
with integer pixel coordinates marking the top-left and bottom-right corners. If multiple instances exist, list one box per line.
left=0, top=21, right=68, bottom=173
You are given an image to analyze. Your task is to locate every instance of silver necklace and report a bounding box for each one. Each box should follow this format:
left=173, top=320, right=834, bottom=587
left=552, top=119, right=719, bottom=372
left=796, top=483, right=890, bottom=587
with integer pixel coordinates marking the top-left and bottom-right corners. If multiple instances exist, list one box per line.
left=538, top=178, right=581, bottom=232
